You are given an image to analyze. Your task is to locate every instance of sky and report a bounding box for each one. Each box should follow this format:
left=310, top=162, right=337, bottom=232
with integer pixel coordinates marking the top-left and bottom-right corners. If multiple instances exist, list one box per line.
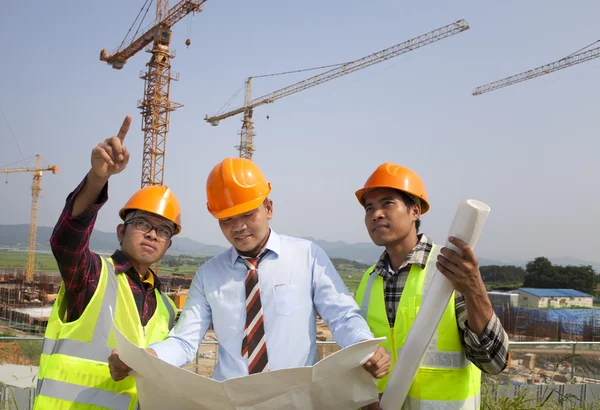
left=1, top=0, right=599, bottom=264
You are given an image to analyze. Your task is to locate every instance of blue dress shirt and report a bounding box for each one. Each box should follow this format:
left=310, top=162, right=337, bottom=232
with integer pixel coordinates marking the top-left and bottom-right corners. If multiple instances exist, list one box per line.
left=150, top=230, right=374, bottom=381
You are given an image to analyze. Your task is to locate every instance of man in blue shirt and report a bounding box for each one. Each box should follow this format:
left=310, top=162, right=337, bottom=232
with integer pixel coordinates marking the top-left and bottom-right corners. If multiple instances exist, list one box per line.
left=109, top=157, right=389, bottom=383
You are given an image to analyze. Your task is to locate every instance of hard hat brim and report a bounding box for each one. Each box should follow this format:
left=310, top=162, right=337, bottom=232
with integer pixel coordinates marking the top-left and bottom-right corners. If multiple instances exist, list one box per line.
left=119, top=208, right=182, bottom=235
left=355, top=186, right=430, bottom=214
left=209, top=195, right=268, bottom=220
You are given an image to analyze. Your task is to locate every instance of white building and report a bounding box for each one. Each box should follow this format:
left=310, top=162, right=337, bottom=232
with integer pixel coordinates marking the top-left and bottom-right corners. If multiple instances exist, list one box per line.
left=487, top=291, right=519, bottom=307
left=516, top=288, right=593, bottom=309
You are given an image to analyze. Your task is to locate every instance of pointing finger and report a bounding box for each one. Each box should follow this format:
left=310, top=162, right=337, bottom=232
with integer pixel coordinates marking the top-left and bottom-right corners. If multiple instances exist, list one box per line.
left=116, top=115, right=131, bottom=142
left=122, top=146, right=130, bottom=162
left=107, top=136, right=124, bottom=161
left=102, top=143, right=118, bottom=163
left=93, top=146, right=114, bottom=167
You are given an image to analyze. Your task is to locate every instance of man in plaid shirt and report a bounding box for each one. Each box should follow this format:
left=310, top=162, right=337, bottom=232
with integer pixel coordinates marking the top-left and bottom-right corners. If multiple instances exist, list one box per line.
left=50, top=115, right=180, bottom=326
left=355, top=162, right=509, bottom=410
left=35, top=115, right=181, bottom=409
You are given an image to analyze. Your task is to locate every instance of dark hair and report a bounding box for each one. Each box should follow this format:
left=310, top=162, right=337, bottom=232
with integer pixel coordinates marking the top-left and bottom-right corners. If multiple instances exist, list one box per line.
left=397, top=191, right=421, bottom=233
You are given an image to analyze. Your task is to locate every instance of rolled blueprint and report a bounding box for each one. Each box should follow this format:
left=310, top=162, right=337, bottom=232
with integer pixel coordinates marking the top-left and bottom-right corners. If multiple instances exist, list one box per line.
left=379, top=199, right=490, bottom=410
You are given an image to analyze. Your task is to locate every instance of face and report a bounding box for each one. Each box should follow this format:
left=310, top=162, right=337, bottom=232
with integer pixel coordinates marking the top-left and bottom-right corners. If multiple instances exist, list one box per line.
left=363, top=188, right=420, bottom=247
left=117, top=212, right=173, bottom=266
left=218, top=199, right=273, bottom=256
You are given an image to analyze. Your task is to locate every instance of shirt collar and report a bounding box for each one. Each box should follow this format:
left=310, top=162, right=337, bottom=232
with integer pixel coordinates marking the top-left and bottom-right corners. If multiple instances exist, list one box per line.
left=111, top=249, right=160, bottom=291
left=373, top=233, right=432, bottom=276
left=111, top=249, right=132, bottom=273
left=229, top=228, right=281, bottom=268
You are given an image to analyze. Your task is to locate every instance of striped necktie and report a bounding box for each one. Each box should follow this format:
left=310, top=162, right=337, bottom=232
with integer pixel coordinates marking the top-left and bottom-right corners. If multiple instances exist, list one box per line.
left=241, top=255, right=269, bottom=374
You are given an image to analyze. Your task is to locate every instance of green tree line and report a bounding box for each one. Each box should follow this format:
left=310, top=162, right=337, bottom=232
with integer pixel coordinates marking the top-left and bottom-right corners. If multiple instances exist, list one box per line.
left=480, top=256, right=597, bottom=295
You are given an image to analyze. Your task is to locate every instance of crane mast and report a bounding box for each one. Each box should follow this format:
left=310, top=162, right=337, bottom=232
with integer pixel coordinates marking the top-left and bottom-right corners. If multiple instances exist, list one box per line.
left=237, top=78, right=256, bottom=159
left=1, top=155, right=59, bottom=282
left=100, top=0, right=205, bottom=187
left=473, top=45, right=600, bottom=95
left=205, top=19, right=470, bottom=159
left=138, top=0, right=180, bottom=187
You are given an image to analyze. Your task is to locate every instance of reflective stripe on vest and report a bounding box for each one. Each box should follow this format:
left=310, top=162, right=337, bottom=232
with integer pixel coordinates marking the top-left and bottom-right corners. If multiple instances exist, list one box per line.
left=37, top=378, right=131, bottom=409
left=357, top=245, right=481, bottom=409
left=403, top=392, right=481, bottom=410
left=359, top=268, right=377, bottom=321
left=39, top=261, right=176, bottom=361
left=35, top=256, right=176, bottom=409
left=412, top=348, right=469, bottom=369
left=161, top=291, right=176, bottom=330
left=39, top=259, right=118, bottom=362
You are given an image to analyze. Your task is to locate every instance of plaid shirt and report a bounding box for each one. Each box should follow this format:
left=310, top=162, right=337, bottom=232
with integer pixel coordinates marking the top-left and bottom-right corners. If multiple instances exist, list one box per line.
left=50, top=175, right=161, bottom=325
left=372, top=234, right=509, bottom=375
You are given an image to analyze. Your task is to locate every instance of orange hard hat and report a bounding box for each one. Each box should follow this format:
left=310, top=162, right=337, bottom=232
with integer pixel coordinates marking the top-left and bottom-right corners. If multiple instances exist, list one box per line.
left=206, top=157, right=271, bottom=219
left=355, top=162, right=430, bottom=214
left=119, top=185, right=182, bottom=235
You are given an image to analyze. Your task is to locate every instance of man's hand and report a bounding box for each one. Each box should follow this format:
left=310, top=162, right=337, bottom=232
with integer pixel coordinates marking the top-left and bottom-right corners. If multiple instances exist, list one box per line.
left=363, top=346, right=390, bottom=379
left=436, top=236, right=493, bottom=335
left=108, top=348, right=158, bottom=382
left=91, top=115, right=131, bottom=180
left=362, top=401, right=381, bottom=410
left=108, top=349, right=131, bottom=381
left=436, top=237, right=486, bottom=297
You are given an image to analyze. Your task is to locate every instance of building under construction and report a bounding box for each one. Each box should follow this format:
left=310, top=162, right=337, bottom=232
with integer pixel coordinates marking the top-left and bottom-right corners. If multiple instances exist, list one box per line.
left=0, top=270, right=61, bottom=334
left=495, top=305, right=600, bottom=342
left=0, top=268, right=194, bottom=334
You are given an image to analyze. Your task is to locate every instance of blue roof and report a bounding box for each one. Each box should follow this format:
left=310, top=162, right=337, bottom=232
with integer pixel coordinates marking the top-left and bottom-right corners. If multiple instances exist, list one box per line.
left=518, top=288, right=592, bottom=298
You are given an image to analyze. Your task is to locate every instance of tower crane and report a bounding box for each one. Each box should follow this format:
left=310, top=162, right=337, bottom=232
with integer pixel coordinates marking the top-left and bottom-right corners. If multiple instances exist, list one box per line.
left=473, top=42, right=600, bottom=95
left=100, top=0, right=206, bottom=187
left=1, top=155, right=58, bottom=282
left=205, top=19, right=470, bottom=160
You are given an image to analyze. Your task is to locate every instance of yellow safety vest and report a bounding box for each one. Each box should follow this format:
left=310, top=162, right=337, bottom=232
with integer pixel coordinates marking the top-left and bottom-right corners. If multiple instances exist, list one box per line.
left=356, top=245, right=481, bottom=409
left=33, top=256, right=177, bottom=410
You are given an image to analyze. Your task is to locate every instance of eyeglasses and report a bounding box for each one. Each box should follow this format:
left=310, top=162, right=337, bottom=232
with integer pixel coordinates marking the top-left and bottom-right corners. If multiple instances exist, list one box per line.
left=125, top=219, right=173, bottom=240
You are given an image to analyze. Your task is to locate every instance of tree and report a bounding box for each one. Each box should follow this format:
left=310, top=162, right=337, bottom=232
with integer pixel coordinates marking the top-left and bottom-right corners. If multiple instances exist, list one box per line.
left=557, top=265, right=595, bottom=295
left=523, top=256, right=596, bottom=294
left=523, top=257, right=556, bottom=288
left=480, top=265, right=525, bottom=284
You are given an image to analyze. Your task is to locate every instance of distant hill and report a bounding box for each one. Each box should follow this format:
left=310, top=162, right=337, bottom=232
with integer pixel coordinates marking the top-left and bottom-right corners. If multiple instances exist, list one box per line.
left=168, top=236, right=228, bottom=256
left=0, top=224, right=228, bottom=257
left=0, top=224, right=116, bottom=251
left=303, top=237, right=508, bottom=267
left=1, top=224, right=598, bottom=270
left=302, top=237, right=384, bottom=263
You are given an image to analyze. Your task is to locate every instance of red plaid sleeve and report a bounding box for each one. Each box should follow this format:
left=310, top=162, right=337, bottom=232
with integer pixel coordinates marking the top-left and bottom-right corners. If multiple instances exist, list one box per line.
left=50, top=174, right=108, bottom=320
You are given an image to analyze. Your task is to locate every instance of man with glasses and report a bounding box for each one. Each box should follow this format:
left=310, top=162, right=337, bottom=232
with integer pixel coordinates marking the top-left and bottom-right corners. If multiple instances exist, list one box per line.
left=33, top=115, right=180, bottom=410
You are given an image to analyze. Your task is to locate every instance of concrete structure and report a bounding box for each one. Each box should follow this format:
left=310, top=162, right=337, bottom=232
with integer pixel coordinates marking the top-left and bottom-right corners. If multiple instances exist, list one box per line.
left=174, top=290, right=188, bottom=310
left=522, top=353, right=536, bottom=371
left=0, top=364, right=38, bottom=409
left=516, top=288, right=593, bottom=309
